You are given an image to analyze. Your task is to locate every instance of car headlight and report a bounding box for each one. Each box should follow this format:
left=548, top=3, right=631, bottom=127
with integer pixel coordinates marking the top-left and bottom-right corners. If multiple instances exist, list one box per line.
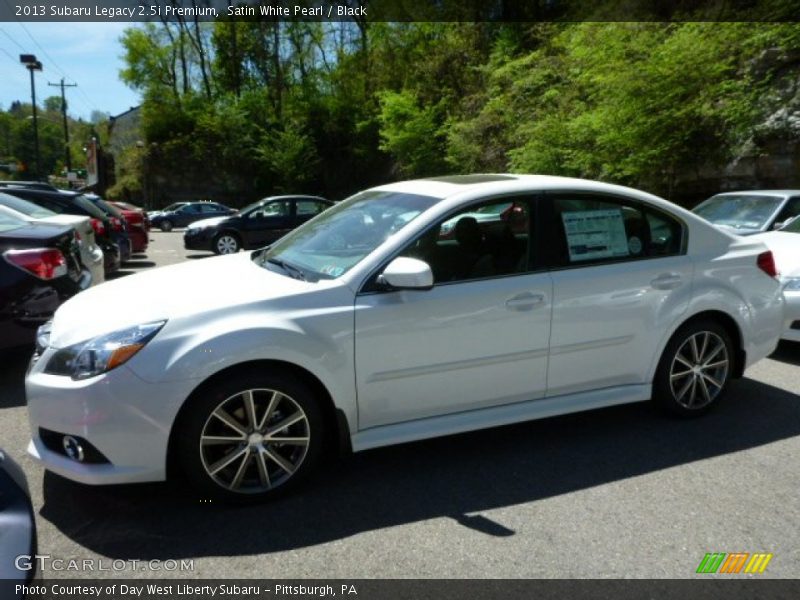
left=44, top=321, right=166, bottom=380
left=783, top=277, right=800, bottom=292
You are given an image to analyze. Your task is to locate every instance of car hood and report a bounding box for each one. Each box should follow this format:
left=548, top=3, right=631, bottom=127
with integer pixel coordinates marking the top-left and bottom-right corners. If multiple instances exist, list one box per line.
left=49, top=252, right=314, bottom=348
left=188, top=216, right=229, bottom=229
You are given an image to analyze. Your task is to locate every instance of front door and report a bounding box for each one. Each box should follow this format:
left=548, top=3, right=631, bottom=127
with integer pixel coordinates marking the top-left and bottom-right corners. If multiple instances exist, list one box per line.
left=354, top=197, right=553, bottom=429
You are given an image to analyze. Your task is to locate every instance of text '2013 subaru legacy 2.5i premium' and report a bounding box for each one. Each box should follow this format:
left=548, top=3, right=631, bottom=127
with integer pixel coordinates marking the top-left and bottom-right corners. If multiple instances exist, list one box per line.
left=26, top=175, right=785, bottom=502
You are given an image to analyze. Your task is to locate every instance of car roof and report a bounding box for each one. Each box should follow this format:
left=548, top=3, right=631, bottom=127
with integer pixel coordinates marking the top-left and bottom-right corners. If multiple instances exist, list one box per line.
left=709, top=190, right=800, bottom=198
left=261, top=195, right=329, bottom=202
left=373, top=174, right=667, bottom=203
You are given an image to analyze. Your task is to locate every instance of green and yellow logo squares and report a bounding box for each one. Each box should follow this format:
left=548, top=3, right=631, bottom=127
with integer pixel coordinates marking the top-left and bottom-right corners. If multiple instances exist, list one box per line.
left=696, top=552, right=773, bottom=574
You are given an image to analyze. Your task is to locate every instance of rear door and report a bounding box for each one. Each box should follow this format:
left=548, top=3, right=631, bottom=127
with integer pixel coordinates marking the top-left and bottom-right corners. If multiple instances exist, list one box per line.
left=543, top=193, right=692, bottom=397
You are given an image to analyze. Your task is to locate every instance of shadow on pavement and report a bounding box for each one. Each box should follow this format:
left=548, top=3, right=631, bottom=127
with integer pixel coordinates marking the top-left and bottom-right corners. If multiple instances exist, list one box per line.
left=123, top=261, right=157, bottom=269
left=40, top=376, right=800, bottom=560
left=0, top=348, right=31, bottom=409
left=769, top=340, right=800, bottom=366
left=186, top=254, right=215, bottom=260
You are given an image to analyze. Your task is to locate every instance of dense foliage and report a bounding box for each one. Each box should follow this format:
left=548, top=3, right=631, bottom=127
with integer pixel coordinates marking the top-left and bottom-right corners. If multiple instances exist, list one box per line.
left=11, top=14, right=800, bottom=205
left=0, top=100, right=105, bottom=183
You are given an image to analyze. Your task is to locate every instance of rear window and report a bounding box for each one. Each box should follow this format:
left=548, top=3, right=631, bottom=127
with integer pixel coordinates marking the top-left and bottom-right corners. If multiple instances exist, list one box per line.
left=69, top=195, right=107, bottom=220
left=0, top=193, right=56, bottom=219
left=0, top=211, right=25, bottom=233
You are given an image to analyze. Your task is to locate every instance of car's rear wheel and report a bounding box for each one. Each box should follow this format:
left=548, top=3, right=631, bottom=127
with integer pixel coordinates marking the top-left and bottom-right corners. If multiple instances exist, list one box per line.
left=214, top=233, right=241, bottom=255
left=176, top=372, right=324, bottom=502
left=653, top=320, right=734, bottom=416
left=159, top=220, right=173, bottom=232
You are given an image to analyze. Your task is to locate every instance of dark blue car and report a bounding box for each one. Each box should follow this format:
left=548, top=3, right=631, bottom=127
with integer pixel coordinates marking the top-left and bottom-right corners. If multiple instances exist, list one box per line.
left=148, top=201, right=235, bottom=232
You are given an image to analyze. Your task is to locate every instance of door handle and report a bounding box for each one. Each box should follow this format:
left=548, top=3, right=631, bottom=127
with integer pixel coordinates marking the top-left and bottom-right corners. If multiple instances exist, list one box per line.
left=505, top=293, right=546, bottom=310
left=651, top=273, right=682, bottom=290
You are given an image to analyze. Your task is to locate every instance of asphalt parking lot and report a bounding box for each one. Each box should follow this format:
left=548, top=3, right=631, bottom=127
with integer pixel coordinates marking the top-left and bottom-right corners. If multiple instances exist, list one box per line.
left=2, top=230, right=799, bottom=579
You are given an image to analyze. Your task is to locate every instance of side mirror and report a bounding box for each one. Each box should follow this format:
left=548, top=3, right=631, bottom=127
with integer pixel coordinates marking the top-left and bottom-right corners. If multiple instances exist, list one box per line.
left=377, top=257, right=433, bottom=290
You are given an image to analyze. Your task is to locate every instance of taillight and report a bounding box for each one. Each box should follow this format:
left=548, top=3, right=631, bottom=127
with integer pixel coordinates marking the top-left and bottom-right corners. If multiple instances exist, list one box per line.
left=91, top=218, right=105, bottom=237
left=4, top=248, right=67, bottom=280
left=111, top=217, right=123, bottom=232
left=757, top=250, right=778, bottom=278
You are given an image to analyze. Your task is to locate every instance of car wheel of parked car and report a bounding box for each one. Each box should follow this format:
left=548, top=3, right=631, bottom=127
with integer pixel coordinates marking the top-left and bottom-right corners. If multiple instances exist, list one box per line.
left=159, top=220, right=173, bottom=232
left=653, top=319, right=734, bottom=417
left=176, top=371, right=324, bottom=502
left=214, top=233, right=241, bottom=255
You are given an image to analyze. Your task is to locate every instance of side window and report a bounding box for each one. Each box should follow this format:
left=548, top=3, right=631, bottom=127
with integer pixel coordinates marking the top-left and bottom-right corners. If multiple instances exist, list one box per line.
left=776, top=197, right=800, bottom=226
left=251, top=201, right=291, bottom=219
left=200, top=204, right=219, bottom=214
left=399, top=198, right=532, bottom=284
left=296, top=200, right=326, bottom=216
left=552, top=195, right=683, bottom=266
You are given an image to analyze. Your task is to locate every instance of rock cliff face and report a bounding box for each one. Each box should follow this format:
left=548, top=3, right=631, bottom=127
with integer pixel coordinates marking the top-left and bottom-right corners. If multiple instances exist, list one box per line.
left=675, top=47, right=800, bottom=207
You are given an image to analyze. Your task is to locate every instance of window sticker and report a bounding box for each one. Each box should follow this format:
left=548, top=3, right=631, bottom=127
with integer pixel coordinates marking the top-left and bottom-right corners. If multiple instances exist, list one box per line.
left=561, top=209, right=629, bottom=262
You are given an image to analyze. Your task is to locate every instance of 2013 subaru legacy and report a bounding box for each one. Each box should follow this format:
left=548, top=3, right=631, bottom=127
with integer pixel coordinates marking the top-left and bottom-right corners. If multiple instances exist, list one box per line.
left=26, top=175, right=785, bottom=502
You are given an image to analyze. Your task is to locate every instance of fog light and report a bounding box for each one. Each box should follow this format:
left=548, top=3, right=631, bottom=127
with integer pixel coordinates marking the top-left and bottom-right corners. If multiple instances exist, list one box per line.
left=62, top=435, right=84, bottom=462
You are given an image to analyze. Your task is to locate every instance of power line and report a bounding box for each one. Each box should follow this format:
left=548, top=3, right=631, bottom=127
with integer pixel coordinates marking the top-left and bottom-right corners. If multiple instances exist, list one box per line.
left=0, top=27, right=25, bottom=50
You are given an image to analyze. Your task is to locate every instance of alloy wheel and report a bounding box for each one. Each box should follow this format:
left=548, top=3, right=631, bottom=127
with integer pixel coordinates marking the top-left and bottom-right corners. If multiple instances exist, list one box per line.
left=669, top=331, right=729, bottom=410
left=199, top=388, right=311, bottom=494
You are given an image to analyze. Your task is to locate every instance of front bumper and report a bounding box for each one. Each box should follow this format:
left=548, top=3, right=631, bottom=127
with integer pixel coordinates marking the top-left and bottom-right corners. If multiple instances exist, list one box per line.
left=25, top=354, right=201, bottom=485
left=183, top=228, right=215, bottom=251
left=783, top=289, right=800, bottom=342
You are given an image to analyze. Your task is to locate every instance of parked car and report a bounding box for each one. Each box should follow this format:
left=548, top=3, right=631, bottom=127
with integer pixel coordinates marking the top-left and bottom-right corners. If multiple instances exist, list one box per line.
left=692, top=190, right=800, bottom=235
left=26, top=175, right=784, bottom=502
left=109, top=200, right=150, bottom=253
left=0, top=448, right=36, bottom=588
left=149, top=201, right=235, bottom=232
left=0, top=187, right=121, bottom=275
left=184, top=195, right=333, bottom=254
left=0, top=210, right=89, bottom=350
left=0, top=180, right=58, bottom=192
left=0, top=193, right=105, bottom=286
left=752, top=215, right=800, bottom=342
left=80, top=194, right=133, bottom=264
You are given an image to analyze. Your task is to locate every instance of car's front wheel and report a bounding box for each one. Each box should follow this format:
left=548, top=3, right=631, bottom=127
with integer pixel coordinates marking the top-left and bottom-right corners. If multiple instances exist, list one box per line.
left=653, top=320, right=734, bottom=416
left=214, top=233, right=241, bottom=255
left=159, top=220, right=173, bottom=232
left=175, top=372, right=324, bottom=502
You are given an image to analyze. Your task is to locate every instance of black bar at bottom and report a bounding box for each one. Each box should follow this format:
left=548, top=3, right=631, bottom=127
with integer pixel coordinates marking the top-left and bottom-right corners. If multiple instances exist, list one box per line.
left=2, top=579, right=800, bottom=600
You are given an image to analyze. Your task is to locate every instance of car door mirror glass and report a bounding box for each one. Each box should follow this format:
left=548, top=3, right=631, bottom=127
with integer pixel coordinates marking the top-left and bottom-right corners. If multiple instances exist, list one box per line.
left=378, top=257, right=433, bottom=290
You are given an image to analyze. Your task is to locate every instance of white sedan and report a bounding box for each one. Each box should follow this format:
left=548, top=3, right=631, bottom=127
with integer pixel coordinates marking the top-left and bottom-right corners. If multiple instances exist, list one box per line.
left=752, top=216, right=800, bottom=342
left=25, top=175, right=785, bottom=502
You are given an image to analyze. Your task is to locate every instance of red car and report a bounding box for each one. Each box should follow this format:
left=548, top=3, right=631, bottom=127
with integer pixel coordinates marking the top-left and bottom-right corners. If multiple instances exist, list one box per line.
left=109, top=201, right=149, bottom=254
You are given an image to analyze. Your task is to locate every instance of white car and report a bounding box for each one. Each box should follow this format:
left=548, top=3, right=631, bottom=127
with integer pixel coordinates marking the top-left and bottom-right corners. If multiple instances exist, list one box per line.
left=0, top=193, right=104, bottom=286
left=752, top=216, right=800, bottom=342
left=25, top=175, right=785, bottom=502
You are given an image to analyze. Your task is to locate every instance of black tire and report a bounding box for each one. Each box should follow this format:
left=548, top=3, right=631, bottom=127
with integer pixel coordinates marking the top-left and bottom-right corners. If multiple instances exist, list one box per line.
left=653, top=319, right=734, bottom=417
left=213, top=232, right=241, bottom=255
left=159, top=220, right=173, bottom=232
left=175, top=371, right=325, bottom=503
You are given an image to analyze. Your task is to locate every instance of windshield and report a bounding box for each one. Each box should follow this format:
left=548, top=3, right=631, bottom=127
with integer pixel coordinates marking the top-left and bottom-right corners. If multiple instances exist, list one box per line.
left=0, top=193, right=56, bottom=219
left=85, top=195, right=124, bottom=219
left=693, top=194, right=783, bottom=230
left=162, top=203, right=186, bottom=212
left=259, top=190, right=440, bottom=280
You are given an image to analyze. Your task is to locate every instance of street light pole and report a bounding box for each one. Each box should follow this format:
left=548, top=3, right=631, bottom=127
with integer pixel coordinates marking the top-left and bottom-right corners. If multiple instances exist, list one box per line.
left=19, top=54, right=43, bottom=179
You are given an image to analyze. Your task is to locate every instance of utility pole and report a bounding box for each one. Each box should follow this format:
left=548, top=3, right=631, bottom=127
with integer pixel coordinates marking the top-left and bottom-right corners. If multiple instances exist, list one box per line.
left=48, top=78, right=78, bottom=173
